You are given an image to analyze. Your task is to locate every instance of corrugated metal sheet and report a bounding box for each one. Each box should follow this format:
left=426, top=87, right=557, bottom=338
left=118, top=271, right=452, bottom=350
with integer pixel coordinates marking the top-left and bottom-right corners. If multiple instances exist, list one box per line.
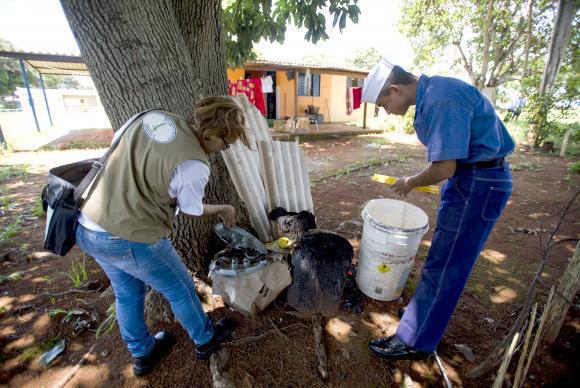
left=235, top=94, right=271, bottom=142
left=222, top=94, right=314, bottom=242
left=257, top=140, right=313, bottom=214
left=221, top=94, right=272, bottom=241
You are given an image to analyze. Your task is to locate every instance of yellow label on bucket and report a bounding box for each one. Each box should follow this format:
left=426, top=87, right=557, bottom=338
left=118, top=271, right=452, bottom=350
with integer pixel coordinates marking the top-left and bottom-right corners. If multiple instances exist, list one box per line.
left=377, top=263, right=391, bottom=273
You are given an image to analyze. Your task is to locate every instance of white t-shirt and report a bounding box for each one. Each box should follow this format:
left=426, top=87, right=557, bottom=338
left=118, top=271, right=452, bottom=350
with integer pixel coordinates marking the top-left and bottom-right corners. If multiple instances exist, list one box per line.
left=78, top=160, right=210, bottom=232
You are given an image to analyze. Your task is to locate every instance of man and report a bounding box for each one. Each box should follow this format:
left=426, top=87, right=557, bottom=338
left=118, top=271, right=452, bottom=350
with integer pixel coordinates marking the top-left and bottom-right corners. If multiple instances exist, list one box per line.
left=362, top=59, right=514, bottom=360
left=76, top=96, right=250, bottom=376
left=505, top=95, right=526, bottom=121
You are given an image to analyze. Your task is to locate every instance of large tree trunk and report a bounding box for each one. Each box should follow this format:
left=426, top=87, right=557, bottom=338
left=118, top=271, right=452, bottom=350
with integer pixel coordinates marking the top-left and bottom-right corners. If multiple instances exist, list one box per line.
left=60, top=0, right=249, bottom=275
left=482, top=86, right=498, bottom=106
left=172, top=0, right=228, bottom=97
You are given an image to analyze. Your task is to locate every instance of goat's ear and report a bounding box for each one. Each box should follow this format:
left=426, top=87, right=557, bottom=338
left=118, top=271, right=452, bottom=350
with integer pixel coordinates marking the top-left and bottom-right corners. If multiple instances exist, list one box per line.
left=298, top=210, right=317, bottom=229
left=269, top=207, right=288, bottom=221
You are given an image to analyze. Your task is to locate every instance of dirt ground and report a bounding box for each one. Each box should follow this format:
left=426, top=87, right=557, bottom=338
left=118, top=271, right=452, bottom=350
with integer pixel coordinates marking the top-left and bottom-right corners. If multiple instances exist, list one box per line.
left=0, top=134, right=578, bottom=387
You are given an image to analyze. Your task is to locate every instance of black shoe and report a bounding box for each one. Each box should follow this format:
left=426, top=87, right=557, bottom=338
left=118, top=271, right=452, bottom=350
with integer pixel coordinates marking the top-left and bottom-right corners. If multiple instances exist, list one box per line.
left=133, top=331, right=176, bottom=376
left=195, top=318, right=233, bottom=360
left=397, top=307, right=406, bottom=319
left=368, top=335, right=432, bottom=361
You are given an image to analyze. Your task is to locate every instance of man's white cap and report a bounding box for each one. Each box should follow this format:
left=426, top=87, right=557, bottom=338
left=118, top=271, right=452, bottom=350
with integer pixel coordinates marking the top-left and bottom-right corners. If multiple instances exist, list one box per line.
left=361, top=58, right=395, bottom=104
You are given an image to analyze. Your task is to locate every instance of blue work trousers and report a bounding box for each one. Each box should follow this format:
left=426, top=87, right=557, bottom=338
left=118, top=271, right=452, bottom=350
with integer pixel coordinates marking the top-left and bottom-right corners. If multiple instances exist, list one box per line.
left=396, top=163, right=512, bottom=352
left=76, top=224, right=214, bottom=357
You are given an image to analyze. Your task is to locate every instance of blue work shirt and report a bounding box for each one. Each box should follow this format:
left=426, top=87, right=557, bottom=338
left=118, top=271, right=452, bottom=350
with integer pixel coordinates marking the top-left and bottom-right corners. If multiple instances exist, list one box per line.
left=414, top=75, right=515, bottom=163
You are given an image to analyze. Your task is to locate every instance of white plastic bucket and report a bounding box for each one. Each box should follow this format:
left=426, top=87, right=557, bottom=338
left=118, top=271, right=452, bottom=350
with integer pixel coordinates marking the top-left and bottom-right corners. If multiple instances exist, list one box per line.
left=356, top=199, right=429, bottom=301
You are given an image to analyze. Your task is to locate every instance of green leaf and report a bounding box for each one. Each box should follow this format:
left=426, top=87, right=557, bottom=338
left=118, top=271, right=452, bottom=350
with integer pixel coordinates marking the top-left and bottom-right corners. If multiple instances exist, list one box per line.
left=339, top=13, right=346, bottom=31
left=223, top=0, right=362, bottom=66
left=332, top=11, right=340, bottom=27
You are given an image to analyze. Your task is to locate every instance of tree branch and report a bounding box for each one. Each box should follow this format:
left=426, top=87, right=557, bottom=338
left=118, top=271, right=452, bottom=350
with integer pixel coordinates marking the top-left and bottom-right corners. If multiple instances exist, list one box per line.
left=453, top=38, right=475, bottom=84
left=522, top=0, right=535, bottom=76
left=497, top=71, right=522, bottom=84
left=480, top=0, right=496, bottom=87
left=489, top=17, right=527, bottom=83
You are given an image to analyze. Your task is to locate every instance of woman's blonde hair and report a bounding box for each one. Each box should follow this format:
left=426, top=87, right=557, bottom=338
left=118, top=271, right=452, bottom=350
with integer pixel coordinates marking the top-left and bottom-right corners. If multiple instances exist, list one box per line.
left=189, top=96, right=251, bottom=149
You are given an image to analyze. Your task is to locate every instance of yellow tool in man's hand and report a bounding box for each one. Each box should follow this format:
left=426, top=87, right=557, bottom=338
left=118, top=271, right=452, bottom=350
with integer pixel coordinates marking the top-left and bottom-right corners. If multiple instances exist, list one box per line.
left=372, top=174, right=440, bottom=194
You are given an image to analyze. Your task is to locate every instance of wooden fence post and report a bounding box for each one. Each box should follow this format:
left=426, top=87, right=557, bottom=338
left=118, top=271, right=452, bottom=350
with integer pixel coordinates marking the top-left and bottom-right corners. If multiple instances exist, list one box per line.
left=543, top=241, right=580, bottom=344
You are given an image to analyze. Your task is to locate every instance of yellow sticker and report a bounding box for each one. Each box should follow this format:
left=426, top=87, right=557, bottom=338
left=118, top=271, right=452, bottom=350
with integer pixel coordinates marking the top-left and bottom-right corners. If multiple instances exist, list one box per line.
left=377, top=264, right=391, bottom=273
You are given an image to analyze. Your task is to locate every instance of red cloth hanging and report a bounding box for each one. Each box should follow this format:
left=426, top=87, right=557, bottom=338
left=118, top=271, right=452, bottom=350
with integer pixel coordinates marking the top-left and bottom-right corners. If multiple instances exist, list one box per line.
left=346, top=87, right=363, bottom=115
left=351, top=87, right=362, bottom=110
left=250, top=77, right=266, bottom=115
left=227, top=78, right=266, bottom=115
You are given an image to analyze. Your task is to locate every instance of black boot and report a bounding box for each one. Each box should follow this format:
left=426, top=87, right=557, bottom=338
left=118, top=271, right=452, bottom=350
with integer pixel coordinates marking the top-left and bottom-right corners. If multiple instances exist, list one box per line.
left=133, top=331, right=176, bottom=376
left=368, top=335, right=432, bottom=361
left=195, top=318, right=233, bottom=360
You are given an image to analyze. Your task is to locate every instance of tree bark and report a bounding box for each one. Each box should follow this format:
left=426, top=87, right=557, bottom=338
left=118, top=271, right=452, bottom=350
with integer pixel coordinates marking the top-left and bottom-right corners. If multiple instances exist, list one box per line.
left=482, top=86, right=498, bottom=106
left=172, top=0, right=228, bottom=97
left=60, top=0, right=249, bottom=284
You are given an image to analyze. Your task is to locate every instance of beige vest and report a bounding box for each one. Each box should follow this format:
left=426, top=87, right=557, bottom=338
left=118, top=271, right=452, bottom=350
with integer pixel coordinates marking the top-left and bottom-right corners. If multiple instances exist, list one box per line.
left=82, top=110, right=209, bottom=243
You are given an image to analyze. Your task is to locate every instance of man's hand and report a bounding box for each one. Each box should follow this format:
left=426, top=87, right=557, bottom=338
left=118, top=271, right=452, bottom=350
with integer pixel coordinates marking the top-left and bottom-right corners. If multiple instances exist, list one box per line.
left=392, top=177, right=413, bottom=197
left=390, top=160, right=456, bottom=197
left=218, top=205, right=236, bottom=228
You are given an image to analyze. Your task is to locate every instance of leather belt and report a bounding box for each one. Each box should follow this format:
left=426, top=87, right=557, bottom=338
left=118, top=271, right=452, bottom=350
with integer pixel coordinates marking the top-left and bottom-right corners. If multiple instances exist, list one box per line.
left=457, top=157, right=505, bottom=169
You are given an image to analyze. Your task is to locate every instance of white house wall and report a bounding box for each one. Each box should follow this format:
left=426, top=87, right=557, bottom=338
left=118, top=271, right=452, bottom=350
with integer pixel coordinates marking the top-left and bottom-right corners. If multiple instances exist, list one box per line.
left=0, top=88, right=111, bottom=134
left=328, top=74, right=369, bottom=123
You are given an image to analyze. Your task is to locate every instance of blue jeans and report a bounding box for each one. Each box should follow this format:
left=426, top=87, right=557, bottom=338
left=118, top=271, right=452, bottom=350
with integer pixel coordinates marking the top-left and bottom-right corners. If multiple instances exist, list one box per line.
left=76, top=224, right=214, bottom=357
left=395, top=163, right=512, bottom=352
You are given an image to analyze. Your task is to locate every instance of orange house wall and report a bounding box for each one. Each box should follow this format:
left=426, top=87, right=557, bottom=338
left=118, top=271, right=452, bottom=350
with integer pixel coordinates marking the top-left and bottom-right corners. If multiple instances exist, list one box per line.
left=275, top=71, right=333, bottom=121
left=227, top=68, right=245, bottom=80
left=227, top=68, right=369, bottom=123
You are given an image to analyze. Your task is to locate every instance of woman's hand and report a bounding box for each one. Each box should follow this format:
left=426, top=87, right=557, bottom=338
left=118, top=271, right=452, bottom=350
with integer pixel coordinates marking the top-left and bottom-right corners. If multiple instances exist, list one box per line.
left=218, top=205, right=236, bottom=228
left=201, top=204, right=236, bottom=227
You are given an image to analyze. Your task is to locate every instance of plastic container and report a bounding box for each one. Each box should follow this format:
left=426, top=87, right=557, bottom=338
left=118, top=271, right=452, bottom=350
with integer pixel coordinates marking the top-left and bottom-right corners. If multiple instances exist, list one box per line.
left=356, top=199, right=429, bottom=301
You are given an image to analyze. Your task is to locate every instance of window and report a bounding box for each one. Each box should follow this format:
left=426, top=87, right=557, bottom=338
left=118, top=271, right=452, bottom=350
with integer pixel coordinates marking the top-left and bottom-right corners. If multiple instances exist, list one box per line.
left=298, top=73, right=321, bottom=97
left=346, top=76, right=363, bottom=88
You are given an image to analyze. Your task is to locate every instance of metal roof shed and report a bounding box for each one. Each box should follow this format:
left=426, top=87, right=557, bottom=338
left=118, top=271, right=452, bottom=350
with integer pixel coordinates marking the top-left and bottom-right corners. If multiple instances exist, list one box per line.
left=0, top=50, right=88, bottom=131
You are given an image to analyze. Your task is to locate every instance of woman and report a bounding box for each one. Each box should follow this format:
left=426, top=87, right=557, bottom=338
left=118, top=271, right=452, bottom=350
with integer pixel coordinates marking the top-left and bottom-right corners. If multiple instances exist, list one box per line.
left=76, top=96, right=250, bottom=376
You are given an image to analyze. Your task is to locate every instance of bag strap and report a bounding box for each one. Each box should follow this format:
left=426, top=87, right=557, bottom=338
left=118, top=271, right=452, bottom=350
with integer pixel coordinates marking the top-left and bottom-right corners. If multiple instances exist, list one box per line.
left=73, top=109, right=156, bottom=202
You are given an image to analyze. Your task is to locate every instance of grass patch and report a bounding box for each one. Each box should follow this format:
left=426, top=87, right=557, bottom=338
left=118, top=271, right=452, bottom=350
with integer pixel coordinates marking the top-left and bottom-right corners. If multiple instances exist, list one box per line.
left=510, top=161, right=542, bottom=171
left=17, top=337, right=61, bottom=362
left=0, top=271, right=24, bottom=283
left=570, top=161, right=580, bottom=174
left=0, top=218, right=23, bottom=245
left=0, top=186, right=9, bottom=207
left=32, top=198, right=45, bottom=217
left=0, top=165, right=29, bottom=181
left=311, top=156, right=410, bottom=185
left=39, top=140, right=110, bottom=151
left=49, top=308, right=78, bottom=322
left=66, top=255, right=89, bottom=288
left=361, top=136, right=391, bottom=146
left=96, top=303, right=117, bottom=338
